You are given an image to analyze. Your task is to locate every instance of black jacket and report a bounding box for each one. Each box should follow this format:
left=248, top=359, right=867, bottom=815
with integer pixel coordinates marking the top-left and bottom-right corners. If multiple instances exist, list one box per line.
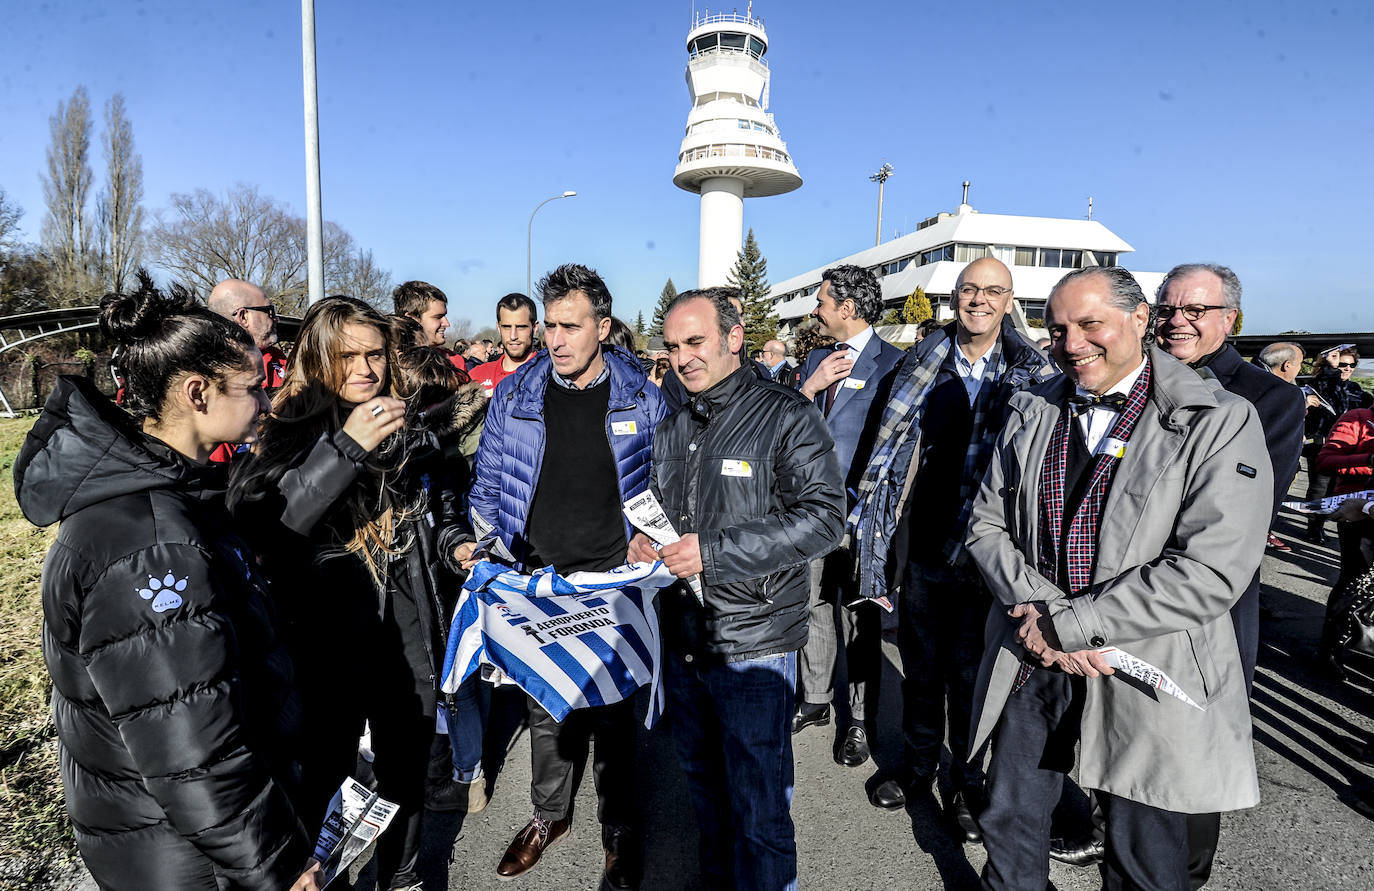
left=15, top=376, right=310, bottom=891
left=652, top=366, right=844, bottom=661
left=231, top=414, right=473, bottom=831
left=1313, top=366, right=1373, bottom=428
left=1203, top=344, right=1305, bottom=517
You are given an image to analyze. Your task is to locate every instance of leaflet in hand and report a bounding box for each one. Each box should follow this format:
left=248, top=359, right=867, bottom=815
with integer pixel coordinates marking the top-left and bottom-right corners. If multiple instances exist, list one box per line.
left=1097, top=647, right=1203, bottom=710
left=313, top=777, right=399, bottom=888
left=623, top=491, right=705, bottom=606
left=1282, top=489, right=1374, bottom=516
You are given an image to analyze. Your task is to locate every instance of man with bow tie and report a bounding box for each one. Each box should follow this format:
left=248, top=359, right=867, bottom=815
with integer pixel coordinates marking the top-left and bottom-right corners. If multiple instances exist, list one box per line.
left=847, top=257, right=1057, bottom=843
left=965, top=266, right=1271, bottom=890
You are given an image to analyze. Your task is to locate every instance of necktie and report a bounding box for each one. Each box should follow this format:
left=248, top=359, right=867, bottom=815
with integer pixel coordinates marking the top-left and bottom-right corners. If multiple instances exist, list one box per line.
left=824, top=343, right=850, bottom=417
left=1067, top=392, right=1128, bottom=414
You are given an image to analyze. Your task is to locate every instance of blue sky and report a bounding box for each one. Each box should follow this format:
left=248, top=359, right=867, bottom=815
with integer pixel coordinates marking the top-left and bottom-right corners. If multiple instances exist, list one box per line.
left=1, top=0, right=1370, bottom=334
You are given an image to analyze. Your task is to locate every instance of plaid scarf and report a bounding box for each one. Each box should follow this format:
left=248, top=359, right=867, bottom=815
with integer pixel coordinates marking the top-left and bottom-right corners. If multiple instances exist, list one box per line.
left=848, top=322, right=1058, bottom=602
left=1012, top=360, right=1152, bottom=690
left=941, top=340, right=1006, bottom=566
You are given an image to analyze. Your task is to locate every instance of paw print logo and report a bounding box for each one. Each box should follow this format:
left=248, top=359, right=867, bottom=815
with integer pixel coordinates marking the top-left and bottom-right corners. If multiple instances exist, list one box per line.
left=136, top=572, right=187, bottom=613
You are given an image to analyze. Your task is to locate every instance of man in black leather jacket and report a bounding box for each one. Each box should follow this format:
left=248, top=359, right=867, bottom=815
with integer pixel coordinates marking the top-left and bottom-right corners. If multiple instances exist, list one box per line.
left=628, top=287, right=843, bottom=891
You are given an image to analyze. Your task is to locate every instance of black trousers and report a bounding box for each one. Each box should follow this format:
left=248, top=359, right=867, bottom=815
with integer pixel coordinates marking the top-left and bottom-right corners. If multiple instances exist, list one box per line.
left=980, top=670, right=1191, bottom=891
left=527, top=695, right=638, bottom=843
left=296, top=659, right=435, bottom=890
left=898, top=559, right=990, bottom=789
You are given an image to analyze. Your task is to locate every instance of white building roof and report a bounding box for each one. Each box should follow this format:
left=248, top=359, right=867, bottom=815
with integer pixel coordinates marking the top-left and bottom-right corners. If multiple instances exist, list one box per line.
left=769, top=204, right=1162, bottom=325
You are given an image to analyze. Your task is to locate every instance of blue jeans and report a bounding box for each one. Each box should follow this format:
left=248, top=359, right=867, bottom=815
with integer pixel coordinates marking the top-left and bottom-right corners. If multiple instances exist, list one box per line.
left=665, top=651, right=798, bottom=891
left=439, top=673, right=489, bottom=782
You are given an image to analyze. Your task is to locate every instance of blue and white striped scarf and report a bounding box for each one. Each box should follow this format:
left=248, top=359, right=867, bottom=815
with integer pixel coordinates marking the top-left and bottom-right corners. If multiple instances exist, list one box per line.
left=441, top=560, right=677, bottom=727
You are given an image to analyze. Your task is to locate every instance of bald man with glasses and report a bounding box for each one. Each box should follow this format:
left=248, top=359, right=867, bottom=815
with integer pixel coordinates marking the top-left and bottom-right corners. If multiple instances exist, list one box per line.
left=207, top=279, right=288, bottom=461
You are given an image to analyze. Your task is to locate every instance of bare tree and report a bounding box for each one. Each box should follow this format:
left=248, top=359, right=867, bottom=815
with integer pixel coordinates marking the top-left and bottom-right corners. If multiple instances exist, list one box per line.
left=94, top=93, right=145, bottom=294
left=150, top=183, right=391, bottom=315
left=41, top=86, right=95, bottom=304
left=326, top=242, right=393, bottom=311
left=0, top=187, right=22, bottom=250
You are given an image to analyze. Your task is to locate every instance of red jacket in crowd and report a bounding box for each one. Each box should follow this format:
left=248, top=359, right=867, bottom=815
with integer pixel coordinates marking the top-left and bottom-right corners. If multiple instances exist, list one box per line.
left=1317, top=407, right=1374, bottom=495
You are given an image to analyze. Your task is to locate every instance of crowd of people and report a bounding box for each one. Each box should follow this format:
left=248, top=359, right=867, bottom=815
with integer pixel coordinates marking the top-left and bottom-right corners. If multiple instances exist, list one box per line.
left=14, top=254, right=1373, bottom=891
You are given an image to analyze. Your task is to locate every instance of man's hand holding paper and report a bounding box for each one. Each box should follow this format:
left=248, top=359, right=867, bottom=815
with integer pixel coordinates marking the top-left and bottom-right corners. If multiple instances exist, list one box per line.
left=659, top=533, right=702, bottom=578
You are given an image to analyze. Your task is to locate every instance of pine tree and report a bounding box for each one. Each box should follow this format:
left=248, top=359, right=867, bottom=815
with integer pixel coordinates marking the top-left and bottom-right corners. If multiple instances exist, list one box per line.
left=901, top=286, right=933, bottom=324
left=650, top=277, right=677, bottom=336
left=728, top=228, right=776, bottom=353
left=634, top=310, right=646, bottom=337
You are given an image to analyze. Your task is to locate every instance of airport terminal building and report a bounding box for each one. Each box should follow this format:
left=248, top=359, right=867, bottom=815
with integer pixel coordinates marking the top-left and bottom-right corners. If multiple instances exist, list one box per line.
left=767, top=198, right=1165, bottom=336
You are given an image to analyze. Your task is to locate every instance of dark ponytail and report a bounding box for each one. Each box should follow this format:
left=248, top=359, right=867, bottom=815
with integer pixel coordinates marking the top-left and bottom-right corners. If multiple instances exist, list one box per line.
left=99, top=269, right=255, bottom=421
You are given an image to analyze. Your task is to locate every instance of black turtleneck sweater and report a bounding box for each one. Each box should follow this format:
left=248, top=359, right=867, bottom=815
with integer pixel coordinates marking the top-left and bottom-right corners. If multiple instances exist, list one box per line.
left=524, top=378, right=627, bottom=574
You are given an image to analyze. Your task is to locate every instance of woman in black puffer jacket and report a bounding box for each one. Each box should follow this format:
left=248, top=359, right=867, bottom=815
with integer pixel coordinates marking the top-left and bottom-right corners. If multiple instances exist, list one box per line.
left=14, top=273, right=319, bottom=891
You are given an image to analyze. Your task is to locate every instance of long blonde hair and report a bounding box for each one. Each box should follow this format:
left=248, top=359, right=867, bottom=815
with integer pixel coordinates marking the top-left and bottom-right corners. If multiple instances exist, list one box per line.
left=229, top=296, right=407, bottom=589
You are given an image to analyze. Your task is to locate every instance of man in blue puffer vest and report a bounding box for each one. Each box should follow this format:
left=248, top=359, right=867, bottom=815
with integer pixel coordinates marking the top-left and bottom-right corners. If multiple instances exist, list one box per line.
left=471, top=263, right=665, bottom=889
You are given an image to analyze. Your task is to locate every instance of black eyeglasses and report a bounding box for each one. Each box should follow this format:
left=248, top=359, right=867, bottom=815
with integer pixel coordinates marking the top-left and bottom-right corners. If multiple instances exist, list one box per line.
left=957, top=284, right=1011, bottom=299
left=1338, top=361, right=1358, bottom=369
left=1160, top=304, right=1228, bottom=322
left=239, top=304, right=278, bottom=320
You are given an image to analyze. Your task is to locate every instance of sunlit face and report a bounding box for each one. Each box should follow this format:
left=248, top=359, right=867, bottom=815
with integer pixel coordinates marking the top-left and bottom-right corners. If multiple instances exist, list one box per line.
left=664, top=297, right=744, bottom=394
left=204, top=349, right=270, bottom=446
left=235, top=293, right=278, bottom=350
left=1155, top=271, right=1236, bottom=365
left=1338, top=351, right=1359, bottom=380
left=335, top=322, right=388, bottom=405
left=414, top=299, right=450, bottom=348
left=543, top=292, right=610, bottom=385
left=1046, top=274, right=1150, bottom=395
left=954, top=258, right=1013, bottom=339
left=810, top=281, right=848, bottom=337
left=499, top=305, right=536, bottom=362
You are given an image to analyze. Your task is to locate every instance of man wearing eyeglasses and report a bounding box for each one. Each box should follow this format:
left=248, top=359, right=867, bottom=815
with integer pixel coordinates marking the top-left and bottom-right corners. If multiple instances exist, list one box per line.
left=207, top=280, right=288, bottom=463
left=851, top=257, right=1057, bottom=841
left=1136, top=263, right=1301, bottom=885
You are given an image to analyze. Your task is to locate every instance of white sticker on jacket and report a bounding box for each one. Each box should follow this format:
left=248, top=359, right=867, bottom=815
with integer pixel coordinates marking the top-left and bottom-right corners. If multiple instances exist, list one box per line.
left=842, top=377, right=866, bottom=390
left=611, top=420, right=638, bottom=435
left=721, top=459, right=753, bottom=477
left=1099, top=437, right=1128, bottom=459
left=136, top=571, right=187, bottom=613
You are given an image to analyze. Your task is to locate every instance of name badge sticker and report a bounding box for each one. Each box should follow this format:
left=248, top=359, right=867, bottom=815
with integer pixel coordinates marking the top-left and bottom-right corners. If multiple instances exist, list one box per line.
left=721, top=459, right=753, bottom=478
left=842, top=378, right=867, bottom=390
left=1100, top=437, right=1128, bottom=459
left=611, top=420, right=638, bottom=436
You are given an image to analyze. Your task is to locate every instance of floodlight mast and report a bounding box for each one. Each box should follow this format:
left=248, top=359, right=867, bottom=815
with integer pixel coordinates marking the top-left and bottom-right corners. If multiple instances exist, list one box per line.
left=869, top=163, right=894, bottom=247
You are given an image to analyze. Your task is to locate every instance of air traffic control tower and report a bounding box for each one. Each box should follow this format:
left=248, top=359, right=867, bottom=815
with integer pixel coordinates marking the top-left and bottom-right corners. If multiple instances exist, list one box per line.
left=673, top=7, right=801, bottom=287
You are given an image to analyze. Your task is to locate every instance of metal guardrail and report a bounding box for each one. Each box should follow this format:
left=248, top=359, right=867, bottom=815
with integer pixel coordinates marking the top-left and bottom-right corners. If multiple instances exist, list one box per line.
left=692, top=11, right=764, bottom=29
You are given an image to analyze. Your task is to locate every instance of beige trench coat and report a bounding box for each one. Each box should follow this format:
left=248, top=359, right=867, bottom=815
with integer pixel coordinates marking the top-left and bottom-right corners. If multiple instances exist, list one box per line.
left=965, top=348, right=1270, bottom=814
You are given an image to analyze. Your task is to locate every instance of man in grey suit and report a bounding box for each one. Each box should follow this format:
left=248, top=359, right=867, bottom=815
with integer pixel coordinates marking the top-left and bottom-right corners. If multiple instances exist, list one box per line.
left=966, top=266, right=1270, bottom=890
left=792, top=265, right=905, bottom=768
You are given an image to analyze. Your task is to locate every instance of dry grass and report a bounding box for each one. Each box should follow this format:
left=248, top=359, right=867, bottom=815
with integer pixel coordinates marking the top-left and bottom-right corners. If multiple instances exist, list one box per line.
left=0, top=416, right=73, bottom=888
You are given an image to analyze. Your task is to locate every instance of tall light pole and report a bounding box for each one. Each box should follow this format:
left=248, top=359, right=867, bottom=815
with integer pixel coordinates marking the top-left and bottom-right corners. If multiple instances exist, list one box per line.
left=527, top=191, right=577, bottom=296
left=869, top=163, right=894, bottom=247
left=301, top=0, right=324, bottom=305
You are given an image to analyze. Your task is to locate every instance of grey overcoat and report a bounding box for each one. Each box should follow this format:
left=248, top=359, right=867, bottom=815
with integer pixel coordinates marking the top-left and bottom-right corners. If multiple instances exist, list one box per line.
left=965, top=347, right=1270, bottom=814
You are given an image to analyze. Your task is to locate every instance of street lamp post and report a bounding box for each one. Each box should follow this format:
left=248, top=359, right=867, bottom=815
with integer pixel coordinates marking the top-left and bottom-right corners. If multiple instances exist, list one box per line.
left=527, top=191, right=577, bottom=296
left=868, top=163, right=894, bottom=247
left=301, top=0, right=324, bottom=305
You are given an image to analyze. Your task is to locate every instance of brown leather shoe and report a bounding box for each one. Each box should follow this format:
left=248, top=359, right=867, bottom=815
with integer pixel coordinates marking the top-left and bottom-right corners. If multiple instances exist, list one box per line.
left=496, top=815, right=571, bottom=880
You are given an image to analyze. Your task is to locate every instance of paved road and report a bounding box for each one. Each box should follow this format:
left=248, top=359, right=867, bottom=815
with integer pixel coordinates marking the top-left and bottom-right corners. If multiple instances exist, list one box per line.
left=356, top=472, right=1374, bottom=891
left=67, top=473, right=1374, bottom=890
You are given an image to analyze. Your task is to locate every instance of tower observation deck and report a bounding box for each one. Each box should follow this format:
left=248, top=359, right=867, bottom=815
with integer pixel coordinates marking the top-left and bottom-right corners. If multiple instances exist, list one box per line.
left=673, top=7, right=802, bottom=287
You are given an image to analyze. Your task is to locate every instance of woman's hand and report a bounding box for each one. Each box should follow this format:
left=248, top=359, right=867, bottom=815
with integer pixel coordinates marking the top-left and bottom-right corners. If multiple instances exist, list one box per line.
left=454, top=540, right=479, bottom=569
left=342, top=397, right=406, bottom=452
left=288, top=860, right=322, bottom=891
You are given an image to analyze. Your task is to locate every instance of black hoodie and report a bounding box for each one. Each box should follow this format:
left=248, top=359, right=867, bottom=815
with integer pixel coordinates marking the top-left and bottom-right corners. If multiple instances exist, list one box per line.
left=14, top=376, right=311, bottom=891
